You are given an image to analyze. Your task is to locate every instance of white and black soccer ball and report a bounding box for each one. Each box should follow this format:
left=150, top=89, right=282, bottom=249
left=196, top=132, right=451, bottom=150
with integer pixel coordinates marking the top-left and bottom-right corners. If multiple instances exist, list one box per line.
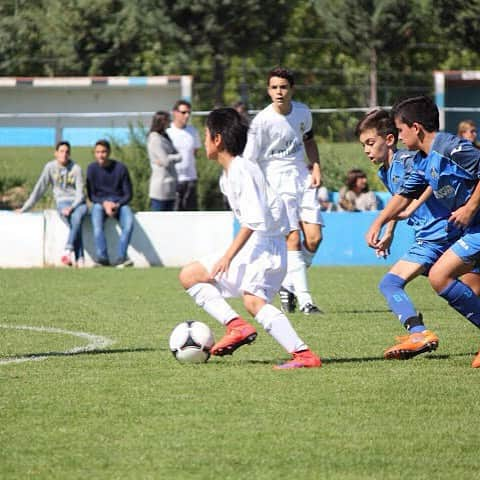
left=169, top=321, right=215, bottom=363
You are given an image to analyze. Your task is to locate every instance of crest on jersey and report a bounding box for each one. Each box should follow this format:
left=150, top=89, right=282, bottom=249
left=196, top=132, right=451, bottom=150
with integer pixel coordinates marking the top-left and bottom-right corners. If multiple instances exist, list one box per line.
left=392, top=175, right=400, bottom=184
left=300, top=122, right=306, bottom=134
left=430, top=166, right=439, bottom=179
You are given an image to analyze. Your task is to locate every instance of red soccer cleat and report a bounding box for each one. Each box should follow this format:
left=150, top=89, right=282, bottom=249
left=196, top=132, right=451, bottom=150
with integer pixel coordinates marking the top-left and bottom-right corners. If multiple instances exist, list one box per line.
left=210, top=318, right=257, bottom=356
left=273, top=349, right=322, bottom=370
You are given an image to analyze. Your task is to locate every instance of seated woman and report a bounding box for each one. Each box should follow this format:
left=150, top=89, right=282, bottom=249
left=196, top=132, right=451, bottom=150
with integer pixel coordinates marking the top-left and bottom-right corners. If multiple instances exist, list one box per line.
left=338, top=168, right=378, bottom=211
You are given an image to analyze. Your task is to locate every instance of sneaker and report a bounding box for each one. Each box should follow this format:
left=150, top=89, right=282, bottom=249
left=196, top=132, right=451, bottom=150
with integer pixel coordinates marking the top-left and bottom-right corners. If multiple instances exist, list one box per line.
left=384, top=330, right=439, bottom=360
left=300, top=303, right=324, bottom=315
left=472, top=350, right=480, bottom=368
left=114, top=257, right=134, bottom=268
left=273, top=349, right=322, bottom=370
left=210, top=318, right=257, bottom=356
left=75, top=257, right=85, bottom=268
left=61, top=251, right=73, bottom=266
left=93, top=257, right=110, bottom=267
left=279, top=287, right=296, bottom=313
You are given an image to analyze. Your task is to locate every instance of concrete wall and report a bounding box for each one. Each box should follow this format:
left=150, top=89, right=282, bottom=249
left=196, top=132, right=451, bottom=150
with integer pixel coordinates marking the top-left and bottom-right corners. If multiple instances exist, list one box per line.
left=2, top=210, right=235, bottom=268
left=1, top=210, right=415, bottom=268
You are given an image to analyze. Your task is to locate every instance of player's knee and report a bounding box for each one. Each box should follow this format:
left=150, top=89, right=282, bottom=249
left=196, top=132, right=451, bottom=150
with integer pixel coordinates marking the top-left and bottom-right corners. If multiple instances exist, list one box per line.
left=179, top=263, right=200, bottom=289
left=286, top=231, right=301, bottom=250
left=305, top=231, right=322, bottom=252
left=428, top=264, right=449, bottom=293
left=243, top=293, right=265, bottom=317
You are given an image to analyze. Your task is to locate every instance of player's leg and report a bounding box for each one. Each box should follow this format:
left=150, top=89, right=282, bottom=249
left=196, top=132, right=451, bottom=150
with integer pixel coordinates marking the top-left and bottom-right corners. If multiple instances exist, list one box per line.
left=461, top=271, right=480, bottom=296
left=243, top=292, right=320, bottom=369
left=429, top=240, right=480, bottom=367
left=381, top=259, right=439, bottom=359
left=70, top=203, right=88, bottom=264
left=180, top=256, right=257, bottom=357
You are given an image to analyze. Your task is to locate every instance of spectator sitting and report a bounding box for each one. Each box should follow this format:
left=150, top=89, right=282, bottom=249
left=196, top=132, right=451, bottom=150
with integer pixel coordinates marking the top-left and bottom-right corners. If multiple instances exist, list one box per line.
left=147, top=111, right=182, bottom=211
left=338, top=168, right=378, bottom=211
left=457, top=119, right=479, bottom=149
left=86, top=139, right=134, bottom=268
left=16, top=141, right=87, bottom=267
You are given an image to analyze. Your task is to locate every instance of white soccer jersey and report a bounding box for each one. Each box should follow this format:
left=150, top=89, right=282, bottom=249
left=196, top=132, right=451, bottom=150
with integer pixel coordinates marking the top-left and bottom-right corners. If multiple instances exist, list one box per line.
left=244, top=101, right=312, bottom=176
left=219, top=156, right=289, bottom=237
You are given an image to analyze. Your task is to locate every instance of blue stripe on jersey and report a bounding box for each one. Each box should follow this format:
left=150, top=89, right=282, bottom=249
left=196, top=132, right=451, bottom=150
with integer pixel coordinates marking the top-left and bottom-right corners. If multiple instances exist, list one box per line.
left=378, top=148, right=458, bottom=242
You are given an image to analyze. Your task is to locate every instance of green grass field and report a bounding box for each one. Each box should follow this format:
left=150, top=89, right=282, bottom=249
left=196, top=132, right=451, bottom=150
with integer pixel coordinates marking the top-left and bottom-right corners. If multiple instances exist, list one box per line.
left=1, top=267, right=479, bottom=479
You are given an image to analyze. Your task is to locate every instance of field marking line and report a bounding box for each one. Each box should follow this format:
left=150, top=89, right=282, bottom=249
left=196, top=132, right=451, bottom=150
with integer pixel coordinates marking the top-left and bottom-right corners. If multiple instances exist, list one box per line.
left=0, top=324, right=115, bottom=365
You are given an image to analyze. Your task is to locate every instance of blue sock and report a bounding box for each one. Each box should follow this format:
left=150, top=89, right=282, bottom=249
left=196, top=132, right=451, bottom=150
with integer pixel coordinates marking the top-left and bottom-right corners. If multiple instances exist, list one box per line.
left=379, top=273, right=425, bottom=333
left=439, top=280, right=480, bottom=329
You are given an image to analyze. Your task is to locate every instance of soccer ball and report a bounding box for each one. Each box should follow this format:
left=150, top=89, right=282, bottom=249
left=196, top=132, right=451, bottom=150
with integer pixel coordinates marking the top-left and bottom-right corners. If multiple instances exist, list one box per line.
left=169, top=321, right=215, bottom=363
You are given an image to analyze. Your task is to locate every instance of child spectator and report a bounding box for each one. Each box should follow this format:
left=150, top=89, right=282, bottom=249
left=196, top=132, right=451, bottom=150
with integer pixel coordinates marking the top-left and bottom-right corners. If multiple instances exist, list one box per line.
left=338, top=168, right=378, bottom=211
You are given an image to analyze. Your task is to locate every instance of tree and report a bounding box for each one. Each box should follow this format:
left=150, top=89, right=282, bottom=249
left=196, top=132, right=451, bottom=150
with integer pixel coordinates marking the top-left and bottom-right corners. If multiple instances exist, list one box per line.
left=313, top=0, right=427, bottom=107
left=163, top=0, right=298, bottom=106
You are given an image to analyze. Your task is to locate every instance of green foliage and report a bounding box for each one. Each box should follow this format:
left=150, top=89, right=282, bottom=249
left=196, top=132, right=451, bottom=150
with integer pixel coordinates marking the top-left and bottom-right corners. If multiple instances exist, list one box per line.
left=2, top=267, right=480, bottom=479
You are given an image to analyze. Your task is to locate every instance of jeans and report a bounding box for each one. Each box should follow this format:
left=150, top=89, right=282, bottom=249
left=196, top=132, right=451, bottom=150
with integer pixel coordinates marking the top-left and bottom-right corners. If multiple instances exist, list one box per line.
left=150, top=198, right=175, bottom=211
left=91, top=203, right=134, bottom=261
left=174, top=180, right=198, bottom=211
left=57, top=201, right=88, bottom=260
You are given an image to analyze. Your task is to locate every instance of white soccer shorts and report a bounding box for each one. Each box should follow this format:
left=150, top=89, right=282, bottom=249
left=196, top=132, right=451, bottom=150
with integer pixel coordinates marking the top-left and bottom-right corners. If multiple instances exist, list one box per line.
left=200, top=234, right=287, bottom=303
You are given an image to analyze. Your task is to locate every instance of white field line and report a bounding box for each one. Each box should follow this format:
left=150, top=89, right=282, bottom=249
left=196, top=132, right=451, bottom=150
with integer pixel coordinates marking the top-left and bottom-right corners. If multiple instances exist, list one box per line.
left=0, top=324, right=115, bottom=365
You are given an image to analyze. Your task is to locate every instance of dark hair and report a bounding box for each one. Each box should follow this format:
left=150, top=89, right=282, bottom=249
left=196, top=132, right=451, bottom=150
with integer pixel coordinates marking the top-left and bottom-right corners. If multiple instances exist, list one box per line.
left=346, top=168, right=368, bottom=192
left=391, top=95, right=439, bottom=132
left=173, top=99, right=191, bottom=111
left=268, top=67, right=295, bottom=87
left=55, top=140, right=71, bottom=151
left=95, top=139, right=111, bottom=152
left=149, top=111, right=170, bottom=134
left=206, top=108, right=248, bottom=156
left=355, top=109, right=398, bottom=143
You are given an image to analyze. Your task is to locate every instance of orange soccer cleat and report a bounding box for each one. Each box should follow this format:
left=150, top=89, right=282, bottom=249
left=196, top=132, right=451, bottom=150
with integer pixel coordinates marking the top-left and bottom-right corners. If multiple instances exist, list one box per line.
left=273, top=349, right=322, bottom=370
left=384, top=330, right=439, bottom=360
left=471, top=350, right=480, bottom=368
left=210, top=318, right=257, bottom=357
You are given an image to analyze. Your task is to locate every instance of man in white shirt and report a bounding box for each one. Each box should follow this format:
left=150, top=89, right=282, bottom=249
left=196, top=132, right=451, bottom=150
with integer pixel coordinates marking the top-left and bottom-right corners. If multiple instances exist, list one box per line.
left=243, top=67, right=324, bottom=315
left=167, top=100, right=202, bottom=210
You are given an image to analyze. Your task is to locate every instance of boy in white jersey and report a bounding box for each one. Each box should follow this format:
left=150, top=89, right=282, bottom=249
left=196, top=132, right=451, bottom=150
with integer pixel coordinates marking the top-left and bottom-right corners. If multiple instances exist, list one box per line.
left=243, top=67, right=323, bottom=315
left=179, top=108, right=321, bottom=370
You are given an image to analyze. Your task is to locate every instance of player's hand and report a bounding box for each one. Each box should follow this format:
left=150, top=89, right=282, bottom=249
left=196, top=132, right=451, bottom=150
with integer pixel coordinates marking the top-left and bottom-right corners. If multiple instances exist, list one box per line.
left=375, top=248, right=390, bottom=259
left=210, top=256, right=231, bottom=279
left=310, top=163, right=321, bottom=188
left=395, top=209, right=410, bottom=220
left=375, top=231, right=393, bottom=252
left=365, top=221, right=382, bottom=249
left=448, top=204, right=476, bottom=229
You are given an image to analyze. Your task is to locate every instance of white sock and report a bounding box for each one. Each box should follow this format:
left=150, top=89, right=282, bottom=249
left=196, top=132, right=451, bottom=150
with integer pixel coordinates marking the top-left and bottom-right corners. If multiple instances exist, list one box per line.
left=302, top=244, right=315, bottom=269
left=282, top=250, right=312, bottom=309
left=255, top=304, right=307, bottom=353
left=186, top=283, right=238, bottom=326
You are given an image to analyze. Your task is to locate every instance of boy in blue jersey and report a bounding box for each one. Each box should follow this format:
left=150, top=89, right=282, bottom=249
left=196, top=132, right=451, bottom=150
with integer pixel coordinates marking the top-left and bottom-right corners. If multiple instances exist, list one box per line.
left=356, top=109, right=456, bottom=359
left=366, top=96, right=480, bottom=368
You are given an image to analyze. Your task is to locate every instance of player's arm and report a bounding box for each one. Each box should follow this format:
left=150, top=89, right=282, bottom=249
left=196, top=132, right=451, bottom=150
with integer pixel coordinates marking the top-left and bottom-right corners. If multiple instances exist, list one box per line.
left=395, top=186, right=433, bottom=220
left=449, top=180, right=480, bottom=228
left=304, top=130, right=321, bottom=187
left=366, top=194, right=413, bottom=249
left=210, top=226, right=253, bottom=278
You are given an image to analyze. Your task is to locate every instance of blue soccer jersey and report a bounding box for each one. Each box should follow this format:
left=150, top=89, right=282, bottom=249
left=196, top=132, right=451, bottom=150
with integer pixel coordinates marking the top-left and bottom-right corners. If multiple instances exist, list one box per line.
left=397, top=132, right=480, bottom=224
left=378, top=148, right=458, bottom=241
